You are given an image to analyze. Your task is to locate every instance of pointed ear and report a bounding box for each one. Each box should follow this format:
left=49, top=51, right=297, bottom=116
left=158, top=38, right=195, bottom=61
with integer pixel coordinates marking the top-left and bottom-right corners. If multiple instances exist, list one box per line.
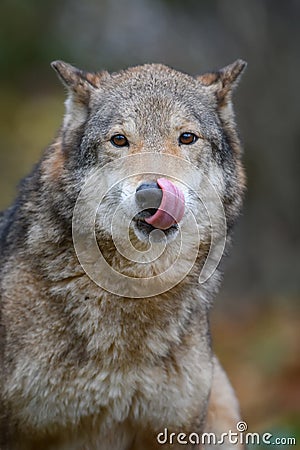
left=51, top=61, right=107, bottom=132
left=51, top=60, right=99, bottom=101
left=197, top=59, right=247, bottom=105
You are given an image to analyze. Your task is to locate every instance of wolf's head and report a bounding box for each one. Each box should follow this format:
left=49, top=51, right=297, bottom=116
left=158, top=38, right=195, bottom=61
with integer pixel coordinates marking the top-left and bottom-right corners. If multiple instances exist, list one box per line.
left=45, top=60, right=246, bottom=294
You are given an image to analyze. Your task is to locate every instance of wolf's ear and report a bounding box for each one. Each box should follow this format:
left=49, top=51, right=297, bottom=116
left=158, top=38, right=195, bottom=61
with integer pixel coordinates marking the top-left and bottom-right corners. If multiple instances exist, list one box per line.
left=51, top=61, right=106, bottom=131
left=197, top=59, right=247, bottom=106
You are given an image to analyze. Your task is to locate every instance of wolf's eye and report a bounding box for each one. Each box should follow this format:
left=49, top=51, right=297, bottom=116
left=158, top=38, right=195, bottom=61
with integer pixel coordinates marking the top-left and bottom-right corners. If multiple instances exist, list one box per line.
left=110, top=134, right=129, bottom=147
left=179, top=133, right=198, bottom=145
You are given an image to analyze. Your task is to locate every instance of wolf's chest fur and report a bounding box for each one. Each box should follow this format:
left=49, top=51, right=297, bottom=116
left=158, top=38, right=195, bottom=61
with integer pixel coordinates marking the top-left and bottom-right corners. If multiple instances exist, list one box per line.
left=3, top=259, right=211, bottom=445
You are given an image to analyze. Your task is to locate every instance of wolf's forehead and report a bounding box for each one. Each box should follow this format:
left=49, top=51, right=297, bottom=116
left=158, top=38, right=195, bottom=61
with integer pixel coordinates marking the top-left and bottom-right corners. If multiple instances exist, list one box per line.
left=94, top=65, right=208, bottom=109
left=96, top=76, right=192, bottom=105
left=91, top=93, right=196, bottom=137
left=91, top=75, right=212, bottom=135
left=111, top=63, right=198, bottom=89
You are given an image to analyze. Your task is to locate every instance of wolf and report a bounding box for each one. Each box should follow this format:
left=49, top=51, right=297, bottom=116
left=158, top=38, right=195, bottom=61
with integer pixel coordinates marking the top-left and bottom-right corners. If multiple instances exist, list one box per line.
left=0, top=59, right=247, bottom=449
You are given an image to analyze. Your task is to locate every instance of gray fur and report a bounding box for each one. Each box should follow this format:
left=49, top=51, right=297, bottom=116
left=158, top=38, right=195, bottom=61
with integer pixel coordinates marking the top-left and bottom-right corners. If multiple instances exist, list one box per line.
left=0, top=60, right=246, bottom=450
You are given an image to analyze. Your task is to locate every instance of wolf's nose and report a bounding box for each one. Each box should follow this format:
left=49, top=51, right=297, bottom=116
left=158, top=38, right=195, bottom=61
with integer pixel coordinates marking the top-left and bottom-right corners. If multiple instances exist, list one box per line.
left=135, top=182, right=163, bottom=214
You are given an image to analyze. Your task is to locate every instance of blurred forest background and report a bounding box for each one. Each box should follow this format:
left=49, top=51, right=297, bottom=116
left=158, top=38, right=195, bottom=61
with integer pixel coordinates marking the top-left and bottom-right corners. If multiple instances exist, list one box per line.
left=0, top=0, right=299, bottom=445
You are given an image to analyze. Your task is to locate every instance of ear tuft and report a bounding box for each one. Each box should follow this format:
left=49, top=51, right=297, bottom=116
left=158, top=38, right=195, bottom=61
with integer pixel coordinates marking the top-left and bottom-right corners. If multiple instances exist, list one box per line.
left=51, top=61, right=96, bottom=132
left=51, top=60, right=110, bottom=133
left=51, top=60, right=94, bottom=102
left=52, top=61, right=82, bottom=87
left=198, top=59, right=247, bottom=103
left=218, top=59, right=247, bottom=92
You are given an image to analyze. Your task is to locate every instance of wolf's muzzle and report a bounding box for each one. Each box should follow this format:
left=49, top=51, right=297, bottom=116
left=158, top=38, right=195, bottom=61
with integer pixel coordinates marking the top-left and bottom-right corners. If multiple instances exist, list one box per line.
left=135, top=178, right=185, bottom=230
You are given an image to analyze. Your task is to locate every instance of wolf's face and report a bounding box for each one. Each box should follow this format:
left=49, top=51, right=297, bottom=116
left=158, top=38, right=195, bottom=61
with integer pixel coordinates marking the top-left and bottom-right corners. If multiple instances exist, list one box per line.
left=50, top=61, right=246, bottom=274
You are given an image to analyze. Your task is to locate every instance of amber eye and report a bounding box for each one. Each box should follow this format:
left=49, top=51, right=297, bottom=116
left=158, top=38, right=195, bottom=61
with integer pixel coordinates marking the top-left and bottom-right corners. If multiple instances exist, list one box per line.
left=110, top=134, right=129, bottom=147
left=179, top=132, right=198, bottom=145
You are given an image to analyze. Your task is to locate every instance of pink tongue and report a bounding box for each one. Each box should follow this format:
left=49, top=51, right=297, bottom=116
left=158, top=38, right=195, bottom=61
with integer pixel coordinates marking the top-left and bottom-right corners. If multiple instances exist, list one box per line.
left=145, top=178, right=185, bottom=230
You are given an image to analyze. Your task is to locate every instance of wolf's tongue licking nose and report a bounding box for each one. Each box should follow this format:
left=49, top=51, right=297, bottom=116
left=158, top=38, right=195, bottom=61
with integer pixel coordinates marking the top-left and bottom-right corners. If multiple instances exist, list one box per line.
left=145, top=178, right=185, bottom=230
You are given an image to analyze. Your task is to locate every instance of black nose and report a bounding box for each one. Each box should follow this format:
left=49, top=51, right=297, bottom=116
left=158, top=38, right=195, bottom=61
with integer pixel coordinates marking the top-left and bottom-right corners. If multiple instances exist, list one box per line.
left=135, top=182, right=163, bottom=215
